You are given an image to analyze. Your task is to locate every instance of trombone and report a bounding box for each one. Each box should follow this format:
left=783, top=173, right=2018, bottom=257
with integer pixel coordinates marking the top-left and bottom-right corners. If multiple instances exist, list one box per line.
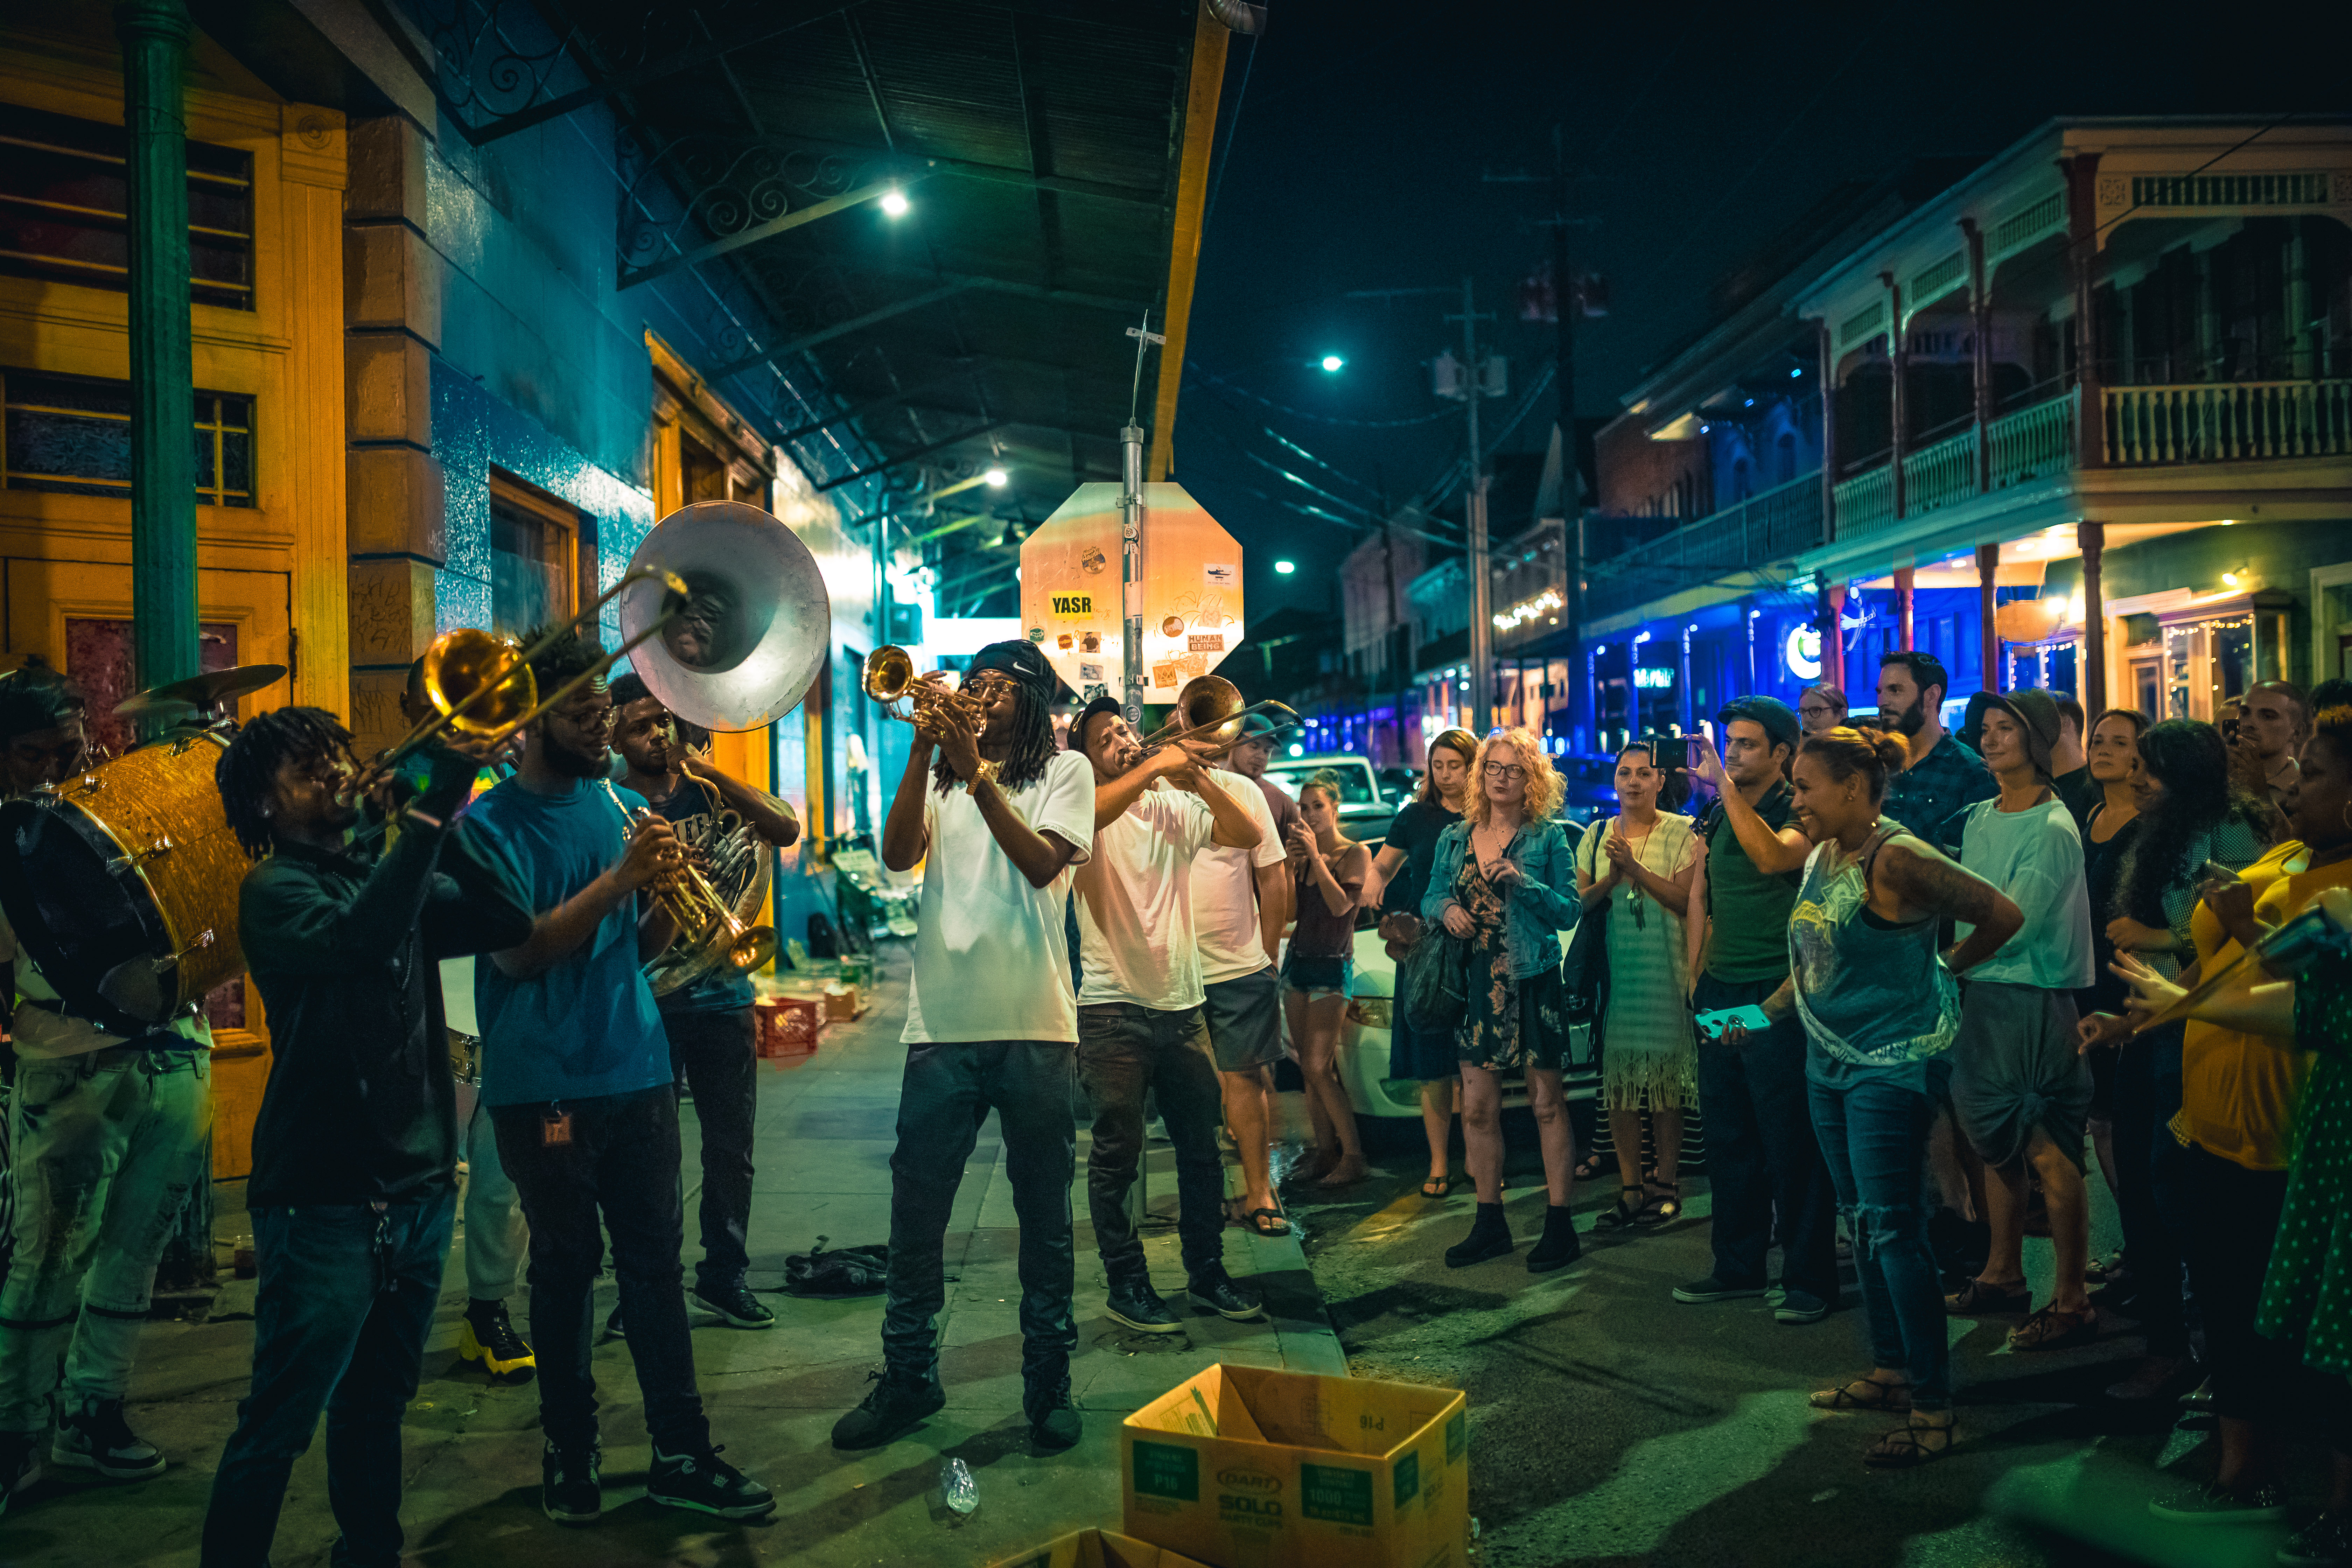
left=349, top=565, right=691, bottom=794
left=862, top=645, right=989, bottom=727
left=1137, top=674, right=1298, bottom=760
left=602, top=783, right=777, bottom=993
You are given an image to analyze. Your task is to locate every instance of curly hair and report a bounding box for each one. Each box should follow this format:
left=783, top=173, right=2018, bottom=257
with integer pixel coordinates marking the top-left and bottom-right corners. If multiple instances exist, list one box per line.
left=216, top=706, right=355, bottom=860
left=2116, top=718, right=2275, bottom=924
left=932, top=678, right=1059, bottom=796
left=1416, top=727, right=1479, bottom=806
left=1465, top=726, right=1563, bottom=827
left=1796, top=724, right=1910, bottom=804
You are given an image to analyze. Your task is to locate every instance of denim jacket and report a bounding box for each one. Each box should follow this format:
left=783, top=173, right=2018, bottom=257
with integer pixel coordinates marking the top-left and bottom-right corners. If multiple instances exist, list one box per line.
left=1421, top=818, right=1584, bottom=980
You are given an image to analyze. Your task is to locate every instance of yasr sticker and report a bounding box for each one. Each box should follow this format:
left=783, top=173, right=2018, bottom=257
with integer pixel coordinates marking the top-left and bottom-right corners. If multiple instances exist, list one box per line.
left=1050, top=593, right=1094, bottom=617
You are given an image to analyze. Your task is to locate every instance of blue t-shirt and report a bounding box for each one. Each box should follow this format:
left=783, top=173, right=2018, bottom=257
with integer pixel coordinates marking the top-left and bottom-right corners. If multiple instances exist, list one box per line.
left=467, top=777, right=669, bottom=1106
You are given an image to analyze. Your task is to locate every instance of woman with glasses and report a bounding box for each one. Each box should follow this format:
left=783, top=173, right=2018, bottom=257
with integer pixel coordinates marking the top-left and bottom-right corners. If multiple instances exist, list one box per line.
left=1423, top=728, right=1587, bottom=1273
left=1799, top=685, right=1849, bottom=736
left=1577, top=742, right=1701, bottom=1232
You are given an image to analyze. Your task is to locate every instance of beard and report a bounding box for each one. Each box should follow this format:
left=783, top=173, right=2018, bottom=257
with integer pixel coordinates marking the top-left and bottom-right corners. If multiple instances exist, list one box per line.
left=1884, top=694, right=1926, bottom=737
left=542, top=733, right=611, bottom=778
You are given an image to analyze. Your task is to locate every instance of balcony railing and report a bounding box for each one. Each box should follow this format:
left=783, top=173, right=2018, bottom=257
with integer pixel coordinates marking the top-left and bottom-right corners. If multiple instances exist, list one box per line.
left=2105, top=379, right=2352, bottom=464
left=1584, top=471, right=1823, bottom=623
left=1903, top=425, right=1979, bottom=516
left=1834, top=388, right=2077, bottom=543
left=1832, top=465, right=1894, bottom=542
left=1989, top=389, right=2077, bottom=485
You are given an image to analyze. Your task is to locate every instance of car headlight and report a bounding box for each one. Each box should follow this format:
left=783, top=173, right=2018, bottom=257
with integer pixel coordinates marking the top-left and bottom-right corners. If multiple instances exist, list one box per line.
left=1346, top=996, right=1393, bottom=1029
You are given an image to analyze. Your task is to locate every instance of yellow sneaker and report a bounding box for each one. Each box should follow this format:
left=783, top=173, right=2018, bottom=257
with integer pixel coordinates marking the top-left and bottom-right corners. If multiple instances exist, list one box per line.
left=459, top=1300, right=536, bottom=1384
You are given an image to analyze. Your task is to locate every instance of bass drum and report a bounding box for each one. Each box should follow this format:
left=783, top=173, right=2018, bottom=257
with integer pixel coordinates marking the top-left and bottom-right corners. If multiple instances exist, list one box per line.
left=0, top=731, right=246, bottom=1027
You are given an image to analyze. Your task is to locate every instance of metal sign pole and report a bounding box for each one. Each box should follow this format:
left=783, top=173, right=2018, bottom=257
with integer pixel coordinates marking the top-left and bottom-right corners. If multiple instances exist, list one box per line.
left=1121, top=315, right=1165, bottom=730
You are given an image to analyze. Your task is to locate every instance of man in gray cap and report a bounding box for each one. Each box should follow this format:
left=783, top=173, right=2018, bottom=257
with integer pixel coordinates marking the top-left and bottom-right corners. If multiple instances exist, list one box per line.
left=1941, top=687, right=2097, bottom=1353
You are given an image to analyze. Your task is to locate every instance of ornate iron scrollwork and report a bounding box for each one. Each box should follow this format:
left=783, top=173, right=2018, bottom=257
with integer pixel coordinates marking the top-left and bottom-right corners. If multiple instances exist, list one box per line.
left=618, top=135, right=894, bottom=276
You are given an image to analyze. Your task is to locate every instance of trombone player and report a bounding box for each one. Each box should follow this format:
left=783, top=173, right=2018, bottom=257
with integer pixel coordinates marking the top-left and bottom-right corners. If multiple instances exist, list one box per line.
left=608, top=671, right=797, bottom=1335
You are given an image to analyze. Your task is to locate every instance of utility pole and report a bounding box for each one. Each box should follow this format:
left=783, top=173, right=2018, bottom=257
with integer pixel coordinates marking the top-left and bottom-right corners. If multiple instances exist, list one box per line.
left=1449, top=277, right=1494, bottom=734
left=1123, top=315, right=1165, bottom=729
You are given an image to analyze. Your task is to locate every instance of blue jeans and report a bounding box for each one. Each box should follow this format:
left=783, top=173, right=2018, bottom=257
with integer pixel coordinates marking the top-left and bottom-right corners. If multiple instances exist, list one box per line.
left=1808, top=1070, right=1952, bottom=1411
left=881, top=1040, right=1076, bottom=1387
left=1077, top=1003, right=1225, bottom=1281
left=0, top=1046, right=210, bottom=1432
left=1693, top=973, right=1838, bottom=1300
left=200, top=1193, right=455, bottom=1568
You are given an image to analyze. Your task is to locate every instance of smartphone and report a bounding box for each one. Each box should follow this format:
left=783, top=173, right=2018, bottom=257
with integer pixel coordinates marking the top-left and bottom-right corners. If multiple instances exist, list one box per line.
left=1694, top=1004, right=1771, bottom=1040
left=2198, top=859, right=2238, bottom=889
left=2222, top=715, right=2241, bottom=746
left=1644, top=732, right=1700, bottom=772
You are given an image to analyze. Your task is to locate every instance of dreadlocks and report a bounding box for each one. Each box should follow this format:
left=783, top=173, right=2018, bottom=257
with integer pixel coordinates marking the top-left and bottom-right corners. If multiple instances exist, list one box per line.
left=217, top=707, right=355, bottom=860
left=931, top=678, right=1058, bottom=796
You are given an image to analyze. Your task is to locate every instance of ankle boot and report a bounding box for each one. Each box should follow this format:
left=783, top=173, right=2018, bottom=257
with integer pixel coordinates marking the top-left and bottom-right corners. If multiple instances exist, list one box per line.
left=1444, top=1203, right=1515, bottom=1268
left=1527, top=1204, right=1583, bottom=1273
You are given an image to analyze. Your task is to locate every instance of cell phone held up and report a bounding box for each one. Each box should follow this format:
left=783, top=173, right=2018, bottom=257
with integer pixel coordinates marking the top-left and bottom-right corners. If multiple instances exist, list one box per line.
left=1640, top=732, right=1701, bottom=774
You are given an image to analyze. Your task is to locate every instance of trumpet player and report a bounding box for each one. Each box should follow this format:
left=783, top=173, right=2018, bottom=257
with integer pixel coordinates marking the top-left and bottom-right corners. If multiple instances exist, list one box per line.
left=1074, top=700, right=1267, bottom=1332
left=201, top=712, right=531, bottom=1568
left=608, top=672, right=797, bottom=1334
left=463, top=629, right=773, bottom=1526
left=834, top=640, right=1093, bottom=1454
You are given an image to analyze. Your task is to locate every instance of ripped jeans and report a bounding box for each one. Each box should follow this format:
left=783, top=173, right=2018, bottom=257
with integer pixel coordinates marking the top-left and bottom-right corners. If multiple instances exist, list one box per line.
left=1808, top=1064, right=1951, bottom=1411
left=0, top=1046, right=211, bottom=1432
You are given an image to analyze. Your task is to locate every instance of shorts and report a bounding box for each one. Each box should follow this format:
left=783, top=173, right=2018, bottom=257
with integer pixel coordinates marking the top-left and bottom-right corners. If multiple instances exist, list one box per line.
left=1948, top=980, right=2092, bottom=1169
left=1203, top=966, right=1282, bottom=1072
left=1280, top=952, right=1352, bottom=1000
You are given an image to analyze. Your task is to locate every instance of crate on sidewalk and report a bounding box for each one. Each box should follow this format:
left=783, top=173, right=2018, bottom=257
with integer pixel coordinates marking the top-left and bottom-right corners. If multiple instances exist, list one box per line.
left=985, top=1528, right=1212, bottom=1568
left=1121, top=1363, right=1468, bottom=1568
left=753, top=995, right=821, bottom=1059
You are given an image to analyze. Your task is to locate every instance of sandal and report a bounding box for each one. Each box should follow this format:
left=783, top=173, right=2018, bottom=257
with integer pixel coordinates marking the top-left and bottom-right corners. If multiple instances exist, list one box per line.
left=1592, top=1185, right=1648, bottom=1231
left=1944, top=1277, right=2032, bottom=1316
left=1632, top=1181, right=1682, bottom=1227
left=1808, top=1376, right=1912, bottom=1413
left=1245, top=1208, right=1292, bottom=1238
left=1572, top=1153, right=1608, bottom=1182
left=2008, top=1302, right=2098, bottom=1352
left=1420, top=1176, right=1454, bottom=1199
left=1863, top=1411, right=1955, bottom=1468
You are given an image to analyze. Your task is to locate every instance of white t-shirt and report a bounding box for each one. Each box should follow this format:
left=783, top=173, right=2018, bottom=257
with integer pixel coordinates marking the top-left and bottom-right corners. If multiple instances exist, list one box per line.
left=902, top=748, right=1096, bottom=1045
left=1075, top=785, right=1219, bottom=1010
left=1192, top=771, right=1283, bottom=985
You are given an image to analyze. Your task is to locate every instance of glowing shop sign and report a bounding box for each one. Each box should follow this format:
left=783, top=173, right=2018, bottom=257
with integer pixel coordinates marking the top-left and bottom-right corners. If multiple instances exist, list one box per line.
left=1784, top=624, right=1822, bottom=680
left=1494, top=587, right=1564, bottom=630
left=1632, top=667, right=1675, bottom=690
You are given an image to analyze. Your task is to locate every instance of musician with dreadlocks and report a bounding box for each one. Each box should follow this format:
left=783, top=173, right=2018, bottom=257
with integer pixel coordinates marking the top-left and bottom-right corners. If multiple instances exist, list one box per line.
left=200, top=710, right=530, bottom=1568
left=833, top=637, right=1093, bottom=1454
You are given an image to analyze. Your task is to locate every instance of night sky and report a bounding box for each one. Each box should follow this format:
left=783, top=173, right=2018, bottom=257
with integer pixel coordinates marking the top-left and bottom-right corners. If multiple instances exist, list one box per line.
left=1180, top=0, right=2347, bottom=624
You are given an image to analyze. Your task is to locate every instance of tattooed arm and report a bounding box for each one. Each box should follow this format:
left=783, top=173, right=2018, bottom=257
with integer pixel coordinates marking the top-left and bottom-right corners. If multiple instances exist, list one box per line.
left=1875, top=838, right=2021, bottom=973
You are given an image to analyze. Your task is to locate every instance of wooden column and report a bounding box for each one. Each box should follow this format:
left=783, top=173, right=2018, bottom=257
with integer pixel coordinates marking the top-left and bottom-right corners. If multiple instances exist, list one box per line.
left=2059, top=154, right=2105, bottom=468
left=118, top=0, right=199, bottom=695
left=1893, top=565, right=1916, bottom=650
left=1823, top=581, right=1847, bottom=695
left=1961, top=216, right=1992, bottom=490
left=1976, top=542, right=2001, bottom=694
left=1882, top=271, right=1907, bottom=518
left=2078, top=520, right=2107, bottom=714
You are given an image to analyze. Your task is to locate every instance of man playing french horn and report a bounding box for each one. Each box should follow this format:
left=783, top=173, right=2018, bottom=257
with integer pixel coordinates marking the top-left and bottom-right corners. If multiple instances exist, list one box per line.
left=608, top=671, right=798, bottom=1335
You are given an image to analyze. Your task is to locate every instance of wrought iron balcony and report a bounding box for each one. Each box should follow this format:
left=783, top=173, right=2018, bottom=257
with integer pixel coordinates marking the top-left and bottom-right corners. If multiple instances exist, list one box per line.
left=1584, top=471, right=1823, bottom=624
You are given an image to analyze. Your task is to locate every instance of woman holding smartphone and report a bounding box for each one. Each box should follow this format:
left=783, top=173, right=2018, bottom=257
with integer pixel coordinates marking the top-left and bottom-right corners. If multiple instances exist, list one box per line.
left=1283, top=774, right=1372, bottom=1187
left=1737, top=726, right=2021, bottom=1468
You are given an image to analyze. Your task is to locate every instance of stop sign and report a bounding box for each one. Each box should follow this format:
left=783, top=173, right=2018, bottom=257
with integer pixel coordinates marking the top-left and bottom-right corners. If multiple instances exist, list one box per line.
left=1018, top=482, right=1242, bottom=704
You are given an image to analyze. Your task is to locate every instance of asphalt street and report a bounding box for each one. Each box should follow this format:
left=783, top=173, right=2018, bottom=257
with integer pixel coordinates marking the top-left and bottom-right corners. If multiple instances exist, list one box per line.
left=1278, top=1112, right=2321, bottom=1568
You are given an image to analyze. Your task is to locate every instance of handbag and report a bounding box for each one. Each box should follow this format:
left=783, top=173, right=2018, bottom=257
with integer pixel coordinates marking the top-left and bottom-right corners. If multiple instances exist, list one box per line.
left=1560, top=819, right=1611, bottom=1028
left=1401, top=923, right=1471, bottom=1036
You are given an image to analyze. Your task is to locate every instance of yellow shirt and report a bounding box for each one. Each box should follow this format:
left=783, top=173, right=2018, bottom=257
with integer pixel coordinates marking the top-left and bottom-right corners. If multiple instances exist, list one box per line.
left=2173, top=841, right=2348, bottom=1169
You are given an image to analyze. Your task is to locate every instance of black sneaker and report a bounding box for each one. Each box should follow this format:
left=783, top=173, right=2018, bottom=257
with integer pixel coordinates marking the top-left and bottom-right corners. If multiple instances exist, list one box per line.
left=459, top=1299, right=537, bottom=1384
left=541, top=1441, right=602, bottom=1525
left=1774, top=1289, right=1830, bottom=1324
left=602, top=1304, right=625, bottom=1342
left=647, top=1443, right=773, bottom=1519
left=1106, top=1276, right=1183, bottom=1334
left=1672, top=1275, right=1765, bottom=1304
left=2279, top=1508, right=2352, bottom=1567
left=830, top=1368, right=947, bottom=1450
left=0, top=1432, right=37, bottom=1520
left=692, top=1282, right=777, bottom=1330
left=1024, top=1377, right=1083, bottom=1452
left=1186, top=1265, right=1265, bottom=1322
left=50, top=1399, right=165, bottom=1480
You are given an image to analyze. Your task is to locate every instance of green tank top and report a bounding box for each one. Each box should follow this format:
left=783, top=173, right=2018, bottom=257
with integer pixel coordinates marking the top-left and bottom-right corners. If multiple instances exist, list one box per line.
left=1700, top=779, right=1804, bottom=983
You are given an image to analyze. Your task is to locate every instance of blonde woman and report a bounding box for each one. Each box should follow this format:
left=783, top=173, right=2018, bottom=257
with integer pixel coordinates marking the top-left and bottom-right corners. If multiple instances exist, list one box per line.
left=1422, top=727, right=1587, bottom=1272
left=1577, top=741, right=1701, bottom=1231
left=1283, top=773, right=1372, bottom=1186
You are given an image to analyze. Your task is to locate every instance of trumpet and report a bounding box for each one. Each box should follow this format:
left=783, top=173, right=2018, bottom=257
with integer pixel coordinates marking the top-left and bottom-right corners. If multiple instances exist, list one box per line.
left=1136, top=674, right=1298, bottom=761
left=604, top=782, right=778, bottom=993
left=863, top=645, right=989, bottom=727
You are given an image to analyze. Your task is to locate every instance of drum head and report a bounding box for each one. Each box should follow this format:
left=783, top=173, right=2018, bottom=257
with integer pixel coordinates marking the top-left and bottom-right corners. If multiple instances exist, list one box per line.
left=0, top=797, right=167, bottom=1026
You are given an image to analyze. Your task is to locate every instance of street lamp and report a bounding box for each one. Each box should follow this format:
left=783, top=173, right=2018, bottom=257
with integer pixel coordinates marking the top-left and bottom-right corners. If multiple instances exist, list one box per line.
left=1274, top=559, right=1296, bottom=574
left=1320, top=354, right=1345, bottom=373
left=984, top=467, right=1008, bottom=486
left=880, top=189, right=910, bottom=217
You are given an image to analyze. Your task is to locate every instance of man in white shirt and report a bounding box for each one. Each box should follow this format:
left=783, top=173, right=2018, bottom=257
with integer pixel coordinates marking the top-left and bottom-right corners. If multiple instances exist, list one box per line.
left=833, top=640, right=1094, bottom=1456
left=0, top=669, right=212, bottom=1504
left=1196, top=720, right=1290, bottom=1238
left=1073, top=698, right=1264, bottom=1334
left=1942, top=688, right=2098, bottom=1353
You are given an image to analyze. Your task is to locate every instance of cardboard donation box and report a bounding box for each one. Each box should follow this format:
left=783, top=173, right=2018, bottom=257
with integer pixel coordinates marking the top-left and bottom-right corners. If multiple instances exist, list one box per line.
left=753, top=996, right=820, bottom=1058
left=1122, top=1364, right=1468, bottom=1568
left=986, top=1528, right=1214, bottom=1568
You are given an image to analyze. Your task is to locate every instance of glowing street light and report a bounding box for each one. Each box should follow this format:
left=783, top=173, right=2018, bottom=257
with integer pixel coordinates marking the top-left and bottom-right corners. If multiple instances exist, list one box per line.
left=984, top=467, right=1008, bottom=486
left=1320, top=355, right=1345, bottom=372
left=1274, top=559, right=1296, bottom=574
left=880, top=189, right=910, bottom=217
